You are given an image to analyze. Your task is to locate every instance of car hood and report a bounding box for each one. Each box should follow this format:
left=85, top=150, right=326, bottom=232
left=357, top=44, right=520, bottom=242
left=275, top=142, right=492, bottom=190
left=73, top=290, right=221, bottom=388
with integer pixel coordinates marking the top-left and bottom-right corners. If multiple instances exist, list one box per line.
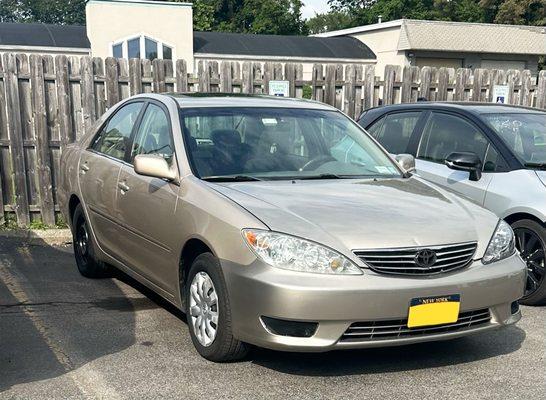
left=210, top=177, right=498, bottom=260
left=536, top=171, right=546, bottom=188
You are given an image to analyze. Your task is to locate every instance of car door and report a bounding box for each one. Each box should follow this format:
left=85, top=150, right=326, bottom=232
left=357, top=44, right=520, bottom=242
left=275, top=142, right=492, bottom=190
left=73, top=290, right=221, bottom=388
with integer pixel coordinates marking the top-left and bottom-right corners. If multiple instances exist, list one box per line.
left=112, top=101, right=180, bottom=294
left=79, top=101, right=144, bottom=255
left=414, top=111, right=499, bottom=205
left=366, top=111, right=424, bottom=155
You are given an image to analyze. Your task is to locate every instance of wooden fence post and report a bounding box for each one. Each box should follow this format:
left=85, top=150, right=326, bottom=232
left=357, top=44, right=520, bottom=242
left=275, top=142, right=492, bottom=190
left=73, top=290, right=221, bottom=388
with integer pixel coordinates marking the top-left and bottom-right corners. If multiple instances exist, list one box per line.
left=241, top=62, right=252, bottom=94
left=362, top=64, right=375, bottom=110
left=0, top=56, right=6, bottom=225
left=383, top=65, right=399, bottom=105
left=55, top=55, right=74, bottom=146
left=537, top=70, right=546, bottom=109
left=153, top=59, right=166, bottom=93
left=519, top=70, right=532, bottom=107
left=3, top=53, right=30, bottom=227
left=220, top=61, right=233, bottom=93
left=81, top=56, right=97, bottom=133
left=344, top=64, right=356, bottom=118
left=30, top=54, right=55, bottom=226
left=285, top=63, right=296, bottom=98
left=454, top=68, right=471, bottom=101
left=129, top=58, right=143, bottom=96
left=105, top=57, right=120, bottom=108
left=311, top=64, right=323, bottom=101
left=176, top=59, right=188, bottom=93
left=324, top=64, right=337, bottom=106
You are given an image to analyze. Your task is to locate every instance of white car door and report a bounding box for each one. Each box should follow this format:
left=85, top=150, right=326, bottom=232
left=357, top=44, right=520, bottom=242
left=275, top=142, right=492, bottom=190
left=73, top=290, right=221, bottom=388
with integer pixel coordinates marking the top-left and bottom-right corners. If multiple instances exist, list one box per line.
left=414, top=112, right=501, bottom=205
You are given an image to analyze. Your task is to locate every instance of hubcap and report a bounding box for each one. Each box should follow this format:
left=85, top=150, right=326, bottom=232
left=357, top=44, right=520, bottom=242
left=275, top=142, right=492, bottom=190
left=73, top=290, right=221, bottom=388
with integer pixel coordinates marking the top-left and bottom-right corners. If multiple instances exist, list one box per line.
left=514, top=228, right=545, bottom=297
left=189, top=272, right=219, bottom=347
left=77, top=222, right=89, bottom=259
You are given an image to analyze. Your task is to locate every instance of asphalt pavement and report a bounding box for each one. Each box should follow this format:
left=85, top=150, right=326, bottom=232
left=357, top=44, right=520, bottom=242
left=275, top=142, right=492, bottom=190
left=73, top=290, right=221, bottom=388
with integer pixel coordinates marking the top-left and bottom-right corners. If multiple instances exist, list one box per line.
left=0, top=237, right=544, bottom=400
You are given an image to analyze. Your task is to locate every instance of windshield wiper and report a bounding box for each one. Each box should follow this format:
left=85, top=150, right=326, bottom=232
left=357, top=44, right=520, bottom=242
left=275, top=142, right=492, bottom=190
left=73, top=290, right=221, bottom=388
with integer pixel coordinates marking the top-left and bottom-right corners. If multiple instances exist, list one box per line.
left=202, top=175, right=263, bottom=182
left=299, top=173, right=366, bottom=180
left=524, top=162, right=546, bottom=170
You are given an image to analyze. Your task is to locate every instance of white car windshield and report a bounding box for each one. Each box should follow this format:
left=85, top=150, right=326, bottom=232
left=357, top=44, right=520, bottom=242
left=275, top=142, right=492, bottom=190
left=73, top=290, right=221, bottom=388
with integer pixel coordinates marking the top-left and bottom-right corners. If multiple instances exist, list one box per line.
left=180, top=107, right=402, bottom=180
left=484, top=113, right=546, bottom=167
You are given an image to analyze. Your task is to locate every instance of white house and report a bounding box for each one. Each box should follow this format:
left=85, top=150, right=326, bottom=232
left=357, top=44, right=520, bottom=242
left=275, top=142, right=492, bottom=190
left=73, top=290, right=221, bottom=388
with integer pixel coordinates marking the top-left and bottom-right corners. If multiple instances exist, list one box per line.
left=0, top=0, right=377, bottom=79
left=315, top=19, right=546, bottom=76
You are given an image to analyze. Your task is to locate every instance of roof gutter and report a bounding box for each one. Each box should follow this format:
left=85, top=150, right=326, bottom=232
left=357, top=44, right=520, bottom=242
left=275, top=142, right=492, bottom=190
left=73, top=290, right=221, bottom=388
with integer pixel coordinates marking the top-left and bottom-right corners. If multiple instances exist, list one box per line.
left=194, top=53, right=377, bottom=64
left=312, top=19, right=404, bottom=38
left=0, top=45, right=91, bottom=54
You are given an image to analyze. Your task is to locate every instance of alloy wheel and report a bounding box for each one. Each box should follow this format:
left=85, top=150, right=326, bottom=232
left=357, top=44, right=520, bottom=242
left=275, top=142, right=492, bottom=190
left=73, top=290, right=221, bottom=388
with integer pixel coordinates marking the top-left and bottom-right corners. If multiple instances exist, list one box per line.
left=189, top=271, right=219, bottom=347
left=514, top=227, right=545, bottom=296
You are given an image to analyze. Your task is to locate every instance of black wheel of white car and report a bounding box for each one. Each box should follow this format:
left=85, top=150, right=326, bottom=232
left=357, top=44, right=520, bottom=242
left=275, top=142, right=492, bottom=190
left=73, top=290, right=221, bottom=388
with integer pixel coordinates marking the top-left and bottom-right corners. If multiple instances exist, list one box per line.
left=512, top=219, right=546, bottom=306
left=72, top=204, right=108, bottom=279
left=185, top=253, right=249, bottom=361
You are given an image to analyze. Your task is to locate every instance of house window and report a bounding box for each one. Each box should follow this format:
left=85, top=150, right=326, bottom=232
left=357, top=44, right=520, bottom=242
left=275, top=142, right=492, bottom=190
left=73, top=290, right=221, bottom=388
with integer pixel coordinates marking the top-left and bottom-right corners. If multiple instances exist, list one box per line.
left=111, top=35, right=174, bottom=61
left=128, top=37, right=141, bottom=59
left=112, top=43, right=123, bottom=59
left=163, top=45, right=173, bottom=60
left=145, top=38, right=158, bottom=61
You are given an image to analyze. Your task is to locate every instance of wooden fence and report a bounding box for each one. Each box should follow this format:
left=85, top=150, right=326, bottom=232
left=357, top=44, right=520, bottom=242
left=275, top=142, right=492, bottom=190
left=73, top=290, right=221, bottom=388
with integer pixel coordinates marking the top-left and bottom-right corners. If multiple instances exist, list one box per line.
left=0, top=51, right=545, bottom=227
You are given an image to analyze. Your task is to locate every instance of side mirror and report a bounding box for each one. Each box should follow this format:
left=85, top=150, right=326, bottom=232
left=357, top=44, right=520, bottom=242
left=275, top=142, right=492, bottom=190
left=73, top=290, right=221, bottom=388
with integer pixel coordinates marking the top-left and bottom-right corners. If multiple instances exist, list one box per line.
left=445, top=152, right=482, bottom=181
left=395, top=154, right=416, bottom=173
left=134, top=154, right=177, bottom=181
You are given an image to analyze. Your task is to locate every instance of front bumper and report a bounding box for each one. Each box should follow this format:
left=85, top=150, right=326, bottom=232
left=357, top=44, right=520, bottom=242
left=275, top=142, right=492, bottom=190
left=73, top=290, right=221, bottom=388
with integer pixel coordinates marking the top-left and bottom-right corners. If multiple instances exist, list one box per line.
left=222, top=254, right=526, bottom=352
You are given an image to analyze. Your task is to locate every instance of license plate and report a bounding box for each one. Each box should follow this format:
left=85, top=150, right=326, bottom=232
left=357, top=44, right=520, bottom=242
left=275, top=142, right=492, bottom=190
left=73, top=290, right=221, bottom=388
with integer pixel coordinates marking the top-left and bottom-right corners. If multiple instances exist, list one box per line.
left=407, top=295, right=460, bottom=328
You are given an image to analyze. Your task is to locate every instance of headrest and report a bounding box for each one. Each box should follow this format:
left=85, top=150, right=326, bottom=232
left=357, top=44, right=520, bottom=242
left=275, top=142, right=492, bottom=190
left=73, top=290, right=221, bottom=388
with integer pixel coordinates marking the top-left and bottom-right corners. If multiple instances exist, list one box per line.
left=211, top=129, right=242, bottom=147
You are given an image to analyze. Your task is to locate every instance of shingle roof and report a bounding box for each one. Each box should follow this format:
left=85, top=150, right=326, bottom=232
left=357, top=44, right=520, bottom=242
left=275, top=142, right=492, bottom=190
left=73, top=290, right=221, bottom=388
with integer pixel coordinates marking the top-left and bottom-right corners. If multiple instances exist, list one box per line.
left=398, top=20, right=546, bottom=55
left=0, top=21, right=376, bottom=60
left=193, top=31, right=376, bottom=60
left=0, top=22, right=90, bottom=49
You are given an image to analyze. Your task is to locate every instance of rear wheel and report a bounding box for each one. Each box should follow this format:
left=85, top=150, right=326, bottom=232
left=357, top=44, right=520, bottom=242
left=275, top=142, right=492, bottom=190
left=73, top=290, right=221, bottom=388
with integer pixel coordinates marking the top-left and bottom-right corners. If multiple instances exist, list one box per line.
left=185, top=253, right=249, bottom=362
left=512, top=219, right=546, bottom=306
left=72, top=204, right=109, bottom=278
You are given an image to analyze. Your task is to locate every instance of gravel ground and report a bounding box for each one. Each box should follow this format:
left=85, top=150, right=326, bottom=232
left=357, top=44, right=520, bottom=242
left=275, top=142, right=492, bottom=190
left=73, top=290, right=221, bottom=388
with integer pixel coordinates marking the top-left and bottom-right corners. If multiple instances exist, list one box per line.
left=0, top=237, right=544, bottom=400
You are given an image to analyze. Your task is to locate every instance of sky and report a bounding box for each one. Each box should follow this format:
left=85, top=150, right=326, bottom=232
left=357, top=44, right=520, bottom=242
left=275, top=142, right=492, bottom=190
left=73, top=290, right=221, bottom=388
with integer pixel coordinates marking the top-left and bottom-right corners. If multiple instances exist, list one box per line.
left=302, top=0, right=331, bottom=19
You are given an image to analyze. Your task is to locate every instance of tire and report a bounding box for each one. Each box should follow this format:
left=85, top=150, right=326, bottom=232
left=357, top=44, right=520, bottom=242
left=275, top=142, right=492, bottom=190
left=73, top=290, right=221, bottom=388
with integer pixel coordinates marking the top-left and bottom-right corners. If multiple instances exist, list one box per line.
left=185, top=253, right=249, bottom=362
left=72, top=204, right=109, bottom=279
left=512, top=219, right=546, bottom=306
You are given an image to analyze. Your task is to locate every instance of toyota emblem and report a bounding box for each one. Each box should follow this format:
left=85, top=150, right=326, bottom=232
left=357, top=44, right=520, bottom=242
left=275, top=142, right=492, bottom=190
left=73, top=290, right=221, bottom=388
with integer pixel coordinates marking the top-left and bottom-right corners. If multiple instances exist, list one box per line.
left=414, top=249, right=437, bottom=268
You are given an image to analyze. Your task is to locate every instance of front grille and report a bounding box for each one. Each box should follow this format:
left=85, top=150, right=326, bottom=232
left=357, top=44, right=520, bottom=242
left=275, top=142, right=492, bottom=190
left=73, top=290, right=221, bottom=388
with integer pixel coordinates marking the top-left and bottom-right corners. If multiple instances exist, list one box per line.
left=354, top=242, right=477, bottom=275
left=340, top=309, right=491, bottom=343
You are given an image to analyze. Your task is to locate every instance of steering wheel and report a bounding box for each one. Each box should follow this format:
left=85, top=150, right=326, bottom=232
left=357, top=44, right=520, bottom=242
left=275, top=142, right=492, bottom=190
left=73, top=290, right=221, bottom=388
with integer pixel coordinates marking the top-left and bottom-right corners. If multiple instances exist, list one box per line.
left=300, top=155, right=337, bottom=171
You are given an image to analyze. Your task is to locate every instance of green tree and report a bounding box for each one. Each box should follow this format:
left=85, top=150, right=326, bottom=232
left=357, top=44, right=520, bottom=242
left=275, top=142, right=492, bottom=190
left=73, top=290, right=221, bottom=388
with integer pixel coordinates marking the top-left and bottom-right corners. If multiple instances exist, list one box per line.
left=0, top=0, right=86, bottom=24
left=481, top=0, right=546, bottom=25
left=201, top=0, right=307, bottom=34
left=306, top=11, right=354, bottom=34
left=191, top=0, right=215, bottom=31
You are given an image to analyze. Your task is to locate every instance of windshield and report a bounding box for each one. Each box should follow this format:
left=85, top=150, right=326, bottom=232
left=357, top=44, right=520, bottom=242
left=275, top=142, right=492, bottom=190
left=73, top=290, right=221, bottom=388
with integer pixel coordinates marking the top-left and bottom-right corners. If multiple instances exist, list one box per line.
left=180, top=107, right=401, bottom=180
left=483, top=113, right=546, bottom=166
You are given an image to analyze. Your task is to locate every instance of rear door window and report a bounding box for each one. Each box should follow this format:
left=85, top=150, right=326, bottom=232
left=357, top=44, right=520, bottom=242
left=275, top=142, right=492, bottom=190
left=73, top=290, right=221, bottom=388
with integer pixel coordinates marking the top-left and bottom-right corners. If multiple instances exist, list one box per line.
left=368, top=112, right=421, bottom=154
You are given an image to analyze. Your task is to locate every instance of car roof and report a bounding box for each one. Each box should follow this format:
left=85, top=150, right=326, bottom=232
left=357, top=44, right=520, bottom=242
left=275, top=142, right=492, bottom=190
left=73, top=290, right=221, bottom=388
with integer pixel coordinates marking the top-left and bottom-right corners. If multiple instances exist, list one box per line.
left=363, top=102, right=546, bottom=117
left=166, top=93, right=337, bottom=111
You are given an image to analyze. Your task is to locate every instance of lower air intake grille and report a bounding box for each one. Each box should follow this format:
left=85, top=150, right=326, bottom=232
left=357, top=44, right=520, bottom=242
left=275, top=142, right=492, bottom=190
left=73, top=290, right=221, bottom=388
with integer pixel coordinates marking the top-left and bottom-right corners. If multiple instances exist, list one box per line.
left=340, top=309, right=491, bottom=343
left=354, top=242, right=478, bottom=275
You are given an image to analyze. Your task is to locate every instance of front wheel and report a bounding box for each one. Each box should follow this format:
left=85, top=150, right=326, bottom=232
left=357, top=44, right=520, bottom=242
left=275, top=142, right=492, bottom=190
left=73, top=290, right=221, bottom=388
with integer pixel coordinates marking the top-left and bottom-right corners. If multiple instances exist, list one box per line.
left=185, top=253, right=249, bottom=362
left=512, top=219, right=546, bottom=306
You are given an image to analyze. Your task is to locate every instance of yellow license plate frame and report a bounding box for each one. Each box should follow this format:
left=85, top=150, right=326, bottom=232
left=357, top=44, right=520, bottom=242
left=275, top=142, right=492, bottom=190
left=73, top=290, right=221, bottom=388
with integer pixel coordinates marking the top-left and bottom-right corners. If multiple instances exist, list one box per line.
left=407, top=295, right=460, bottom=328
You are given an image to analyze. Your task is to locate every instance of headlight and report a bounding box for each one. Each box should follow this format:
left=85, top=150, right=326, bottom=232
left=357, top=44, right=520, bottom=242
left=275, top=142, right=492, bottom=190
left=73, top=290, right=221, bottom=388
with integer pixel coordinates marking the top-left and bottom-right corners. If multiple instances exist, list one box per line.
left=482, top=220, right=516, bottom=264
left=242, top=229, right=362, bottom=275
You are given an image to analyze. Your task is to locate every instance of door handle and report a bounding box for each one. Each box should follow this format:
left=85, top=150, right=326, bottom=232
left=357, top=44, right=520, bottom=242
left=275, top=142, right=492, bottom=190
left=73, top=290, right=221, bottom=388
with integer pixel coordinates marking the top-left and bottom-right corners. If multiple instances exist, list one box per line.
left=118, top=182, right=130, bottom=192
left=80, top=164, right=90, bottom=172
